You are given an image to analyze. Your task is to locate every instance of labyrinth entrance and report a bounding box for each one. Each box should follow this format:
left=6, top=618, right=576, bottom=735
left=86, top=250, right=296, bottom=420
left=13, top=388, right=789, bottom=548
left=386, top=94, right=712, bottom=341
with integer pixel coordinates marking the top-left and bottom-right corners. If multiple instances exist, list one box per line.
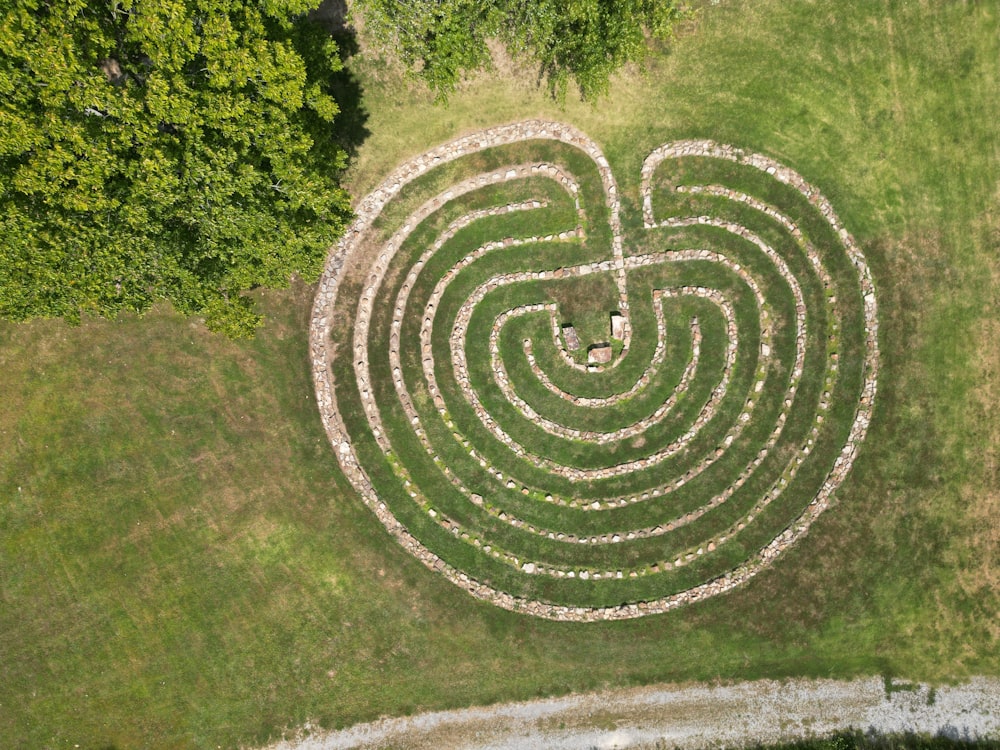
left=310, top=121, right=879, bottom=621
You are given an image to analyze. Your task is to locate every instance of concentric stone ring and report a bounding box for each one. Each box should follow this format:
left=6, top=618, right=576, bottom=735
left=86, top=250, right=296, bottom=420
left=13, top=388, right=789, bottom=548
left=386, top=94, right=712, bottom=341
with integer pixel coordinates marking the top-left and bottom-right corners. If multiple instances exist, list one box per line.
left=310, top=120, right=879, bottom=621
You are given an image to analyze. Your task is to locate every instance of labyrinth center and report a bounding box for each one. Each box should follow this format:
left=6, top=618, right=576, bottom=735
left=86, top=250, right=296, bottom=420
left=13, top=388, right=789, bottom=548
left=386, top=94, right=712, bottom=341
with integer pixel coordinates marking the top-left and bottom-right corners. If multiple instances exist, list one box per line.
left=310, top=121, right=879, bottom=621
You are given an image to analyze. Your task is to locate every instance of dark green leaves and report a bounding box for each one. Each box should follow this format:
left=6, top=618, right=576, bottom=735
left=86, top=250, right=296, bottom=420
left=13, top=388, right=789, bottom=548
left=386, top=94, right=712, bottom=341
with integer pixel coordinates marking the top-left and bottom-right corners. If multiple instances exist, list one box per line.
left=0, top=0, right=352, bottom=336
left=359, top=0, right=684, bottom=101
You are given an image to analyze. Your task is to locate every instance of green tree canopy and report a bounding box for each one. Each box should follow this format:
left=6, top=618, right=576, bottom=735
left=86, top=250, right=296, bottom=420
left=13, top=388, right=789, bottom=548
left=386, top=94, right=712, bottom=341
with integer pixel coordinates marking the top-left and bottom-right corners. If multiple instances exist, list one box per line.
left=0, top=0, right=353, bottom=336
left=357, top=0, right=684, bottom=101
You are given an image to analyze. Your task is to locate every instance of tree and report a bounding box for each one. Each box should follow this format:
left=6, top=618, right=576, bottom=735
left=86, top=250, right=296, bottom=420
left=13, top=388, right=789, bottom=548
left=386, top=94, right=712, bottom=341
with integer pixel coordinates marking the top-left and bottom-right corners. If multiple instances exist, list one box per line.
left=0, top=0, right=353, bottom=337
left=357, top=0, right=684, bottom=101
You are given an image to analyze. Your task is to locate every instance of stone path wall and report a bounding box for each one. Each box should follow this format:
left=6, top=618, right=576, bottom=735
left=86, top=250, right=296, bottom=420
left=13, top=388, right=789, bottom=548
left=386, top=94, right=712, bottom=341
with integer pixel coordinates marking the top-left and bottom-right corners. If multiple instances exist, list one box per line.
left=309, top=120, right=880, bottom=621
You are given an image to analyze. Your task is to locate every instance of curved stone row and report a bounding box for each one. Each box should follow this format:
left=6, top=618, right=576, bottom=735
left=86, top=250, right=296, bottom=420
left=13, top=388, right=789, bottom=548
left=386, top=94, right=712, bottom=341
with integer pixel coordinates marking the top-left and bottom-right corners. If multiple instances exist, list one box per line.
left=381, top=164, right=586, bottom=451
left=527, top=183, right=841, bottom=512
left=365, top=252, right=812, bottom=579
left=434, top=191, right=823, bottom=490
left=386, top=193, right=566, bottom=424
left=419, top=185, right=844, bottom=559
left=675, top=185, right=834, bottom=290
left=490, top=306, right=704, bottom=444
left=442, top=253, right=754, bottom=477
left=641, top=140, right=878, bottom=338
left=355, top=162, right=585, bottom=450
left=387, top=251, right=808, bottom=580
left=414, top=197, right=835, bottom=560
left=440, top=247, right=792, bottom=483
left=521, top=291, right=670, bottom=408
left=364, top=136, right=825, bottom=570
left=414, top=278, right=792, bottom=580
left=311, top=121, right=880, bottom=620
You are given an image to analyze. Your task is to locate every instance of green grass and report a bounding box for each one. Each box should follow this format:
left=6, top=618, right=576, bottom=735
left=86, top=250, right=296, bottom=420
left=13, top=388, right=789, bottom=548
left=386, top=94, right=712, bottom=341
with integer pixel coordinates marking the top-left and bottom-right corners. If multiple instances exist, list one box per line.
left=2, top=0, right=1000, bottom=747
left=332, top=123, right=857, bottom=605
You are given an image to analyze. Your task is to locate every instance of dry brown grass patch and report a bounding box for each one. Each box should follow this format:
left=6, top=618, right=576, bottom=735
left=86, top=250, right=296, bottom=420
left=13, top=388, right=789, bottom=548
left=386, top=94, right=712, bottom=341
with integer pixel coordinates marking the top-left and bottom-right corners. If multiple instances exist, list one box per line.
left=959, top=312, right=1000, bottom=614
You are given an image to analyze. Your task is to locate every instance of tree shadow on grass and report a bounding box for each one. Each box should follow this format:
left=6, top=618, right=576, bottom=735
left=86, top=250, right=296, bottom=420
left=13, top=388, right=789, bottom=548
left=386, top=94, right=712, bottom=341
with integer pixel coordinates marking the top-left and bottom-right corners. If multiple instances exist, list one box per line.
left=308, top=0, right=370, bottom=161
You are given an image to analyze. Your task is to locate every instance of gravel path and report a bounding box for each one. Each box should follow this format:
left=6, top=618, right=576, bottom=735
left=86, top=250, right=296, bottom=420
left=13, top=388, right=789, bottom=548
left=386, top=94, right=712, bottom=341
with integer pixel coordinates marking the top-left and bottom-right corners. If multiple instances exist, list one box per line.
left=264, top=676, right=1000, bottom=750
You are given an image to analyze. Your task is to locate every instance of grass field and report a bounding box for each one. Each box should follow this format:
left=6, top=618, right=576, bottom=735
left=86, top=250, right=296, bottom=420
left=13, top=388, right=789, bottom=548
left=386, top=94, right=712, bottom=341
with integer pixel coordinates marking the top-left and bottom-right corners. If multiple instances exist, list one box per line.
left=1, top=1, right=998, bottom=747
left=333, top=132, right=856, bottom=606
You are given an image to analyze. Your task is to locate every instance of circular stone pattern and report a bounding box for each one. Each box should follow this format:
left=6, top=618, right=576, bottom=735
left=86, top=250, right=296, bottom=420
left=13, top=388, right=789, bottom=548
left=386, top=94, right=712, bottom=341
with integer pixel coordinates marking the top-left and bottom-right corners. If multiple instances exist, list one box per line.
left=311, top=120, right=879, bottom=621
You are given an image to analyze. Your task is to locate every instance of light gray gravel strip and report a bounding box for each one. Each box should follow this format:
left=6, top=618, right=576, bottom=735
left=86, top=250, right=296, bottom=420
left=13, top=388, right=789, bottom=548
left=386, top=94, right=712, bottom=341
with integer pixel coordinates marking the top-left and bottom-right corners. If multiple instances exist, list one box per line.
left=263, top=676, right=1000, bottom=750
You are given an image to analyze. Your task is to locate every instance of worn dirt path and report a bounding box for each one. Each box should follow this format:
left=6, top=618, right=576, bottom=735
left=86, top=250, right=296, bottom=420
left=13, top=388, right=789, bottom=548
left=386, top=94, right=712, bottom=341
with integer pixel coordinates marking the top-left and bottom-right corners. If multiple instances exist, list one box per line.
left=264, top=676, right=1000, bottom=750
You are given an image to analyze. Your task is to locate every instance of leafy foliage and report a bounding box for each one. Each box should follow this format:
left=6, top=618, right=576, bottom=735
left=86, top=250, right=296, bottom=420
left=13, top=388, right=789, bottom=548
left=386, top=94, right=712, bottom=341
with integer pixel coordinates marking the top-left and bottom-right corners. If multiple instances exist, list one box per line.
left=748, top=730, right=1000, bottom=750
left=358, top=0, right=684, bottom=101
left=0, top=0, right=353, bottom=336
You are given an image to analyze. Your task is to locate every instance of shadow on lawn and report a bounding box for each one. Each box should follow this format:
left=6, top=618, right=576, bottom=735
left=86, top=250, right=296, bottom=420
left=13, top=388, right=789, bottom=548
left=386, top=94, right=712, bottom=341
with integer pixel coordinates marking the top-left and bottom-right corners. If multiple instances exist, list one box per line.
left=309, top=0, right=371, bottom=161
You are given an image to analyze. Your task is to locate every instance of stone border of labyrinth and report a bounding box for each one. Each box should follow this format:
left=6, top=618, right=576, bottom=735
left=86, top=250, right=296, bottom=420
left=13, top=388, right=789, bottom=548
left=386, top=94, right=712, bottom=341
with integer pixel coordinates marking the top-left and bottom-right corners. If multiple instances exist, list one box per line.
left=310, top=120, right=880, bottom=622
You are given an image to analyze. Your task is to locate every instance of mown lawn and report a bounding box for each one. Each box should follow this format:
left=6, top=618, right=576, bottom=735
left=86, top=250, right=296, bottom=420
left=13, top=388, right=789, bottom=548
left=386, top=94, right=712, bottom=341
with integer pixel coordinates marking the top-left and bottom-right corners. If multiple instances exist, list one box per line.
left=1, top=1, right=998, bottom=747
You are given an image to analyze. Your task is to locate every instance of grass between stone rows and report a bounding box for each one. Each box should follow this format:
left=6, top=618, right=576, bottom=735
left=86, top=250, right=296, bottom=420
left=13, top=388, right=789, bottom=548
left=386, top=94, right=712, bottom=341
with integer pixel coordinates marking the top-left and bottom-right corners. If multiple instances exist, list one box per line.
left=500, top=307, right=700, bottom=432
left=1, top=1, right=998, bottom=747
left=331, top=131, right=867, bottom=606
left=448, top=265, right=750, bottom=469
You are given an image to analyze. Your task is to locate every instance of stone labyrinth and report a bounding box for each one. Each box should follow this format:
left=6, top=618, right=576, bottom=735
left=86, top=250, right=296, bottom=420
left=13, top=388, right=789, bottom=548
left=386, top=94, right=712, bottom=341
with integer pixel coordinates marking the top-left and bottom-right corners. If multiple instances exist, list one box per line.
left=310, top=120, right=879, bottom=621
